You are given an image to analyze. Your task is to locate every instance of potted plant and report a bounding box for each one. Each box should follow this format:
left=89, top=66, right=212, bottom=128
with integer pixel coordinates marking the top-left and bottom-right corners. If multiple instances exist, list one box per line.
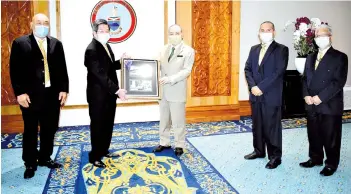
left=284, top=17, right=328, bottom=74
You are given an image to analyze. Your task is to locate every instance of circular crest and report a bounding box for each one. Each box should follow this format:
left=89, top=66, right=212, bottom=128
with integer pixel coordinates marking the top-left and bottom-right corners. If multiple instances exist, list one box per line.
left=90, top=0, right=137, bottom=43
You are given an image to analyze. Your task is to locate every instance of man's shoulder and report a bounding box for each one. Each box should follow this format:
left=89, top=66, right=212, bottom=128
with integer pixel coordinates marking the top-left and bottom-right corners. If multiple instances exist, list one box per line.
left=331, top=47, right=347, bottom=58
left=182, top=43, right=195, bottom=54
left=47, top=36, right=62, bottom=44
left=13, top=34, right=30, bottom=43
left=274, top=41, right=288, bottom=50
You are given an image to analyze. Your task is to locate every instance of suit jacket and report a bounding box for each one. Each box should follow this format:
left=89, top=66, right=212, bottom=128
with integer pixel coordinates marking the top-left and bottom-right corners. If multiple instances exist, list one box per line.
left=84, top=38, right=121, bottom=104
left=244, top=41, right=289, bottom=106
left=9, top=33, right=69, bottom=103
left=160, top=42, right=195, bottom=102
left=302, top=47, right=348, bottom=115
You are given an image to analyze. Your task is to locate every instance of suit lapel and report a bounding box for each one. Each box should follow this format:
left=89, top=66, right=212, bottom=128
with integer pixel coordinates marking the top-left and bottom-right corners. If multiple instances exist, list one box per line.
left=169, top=42, right=184, bottom=63
left=46, top=37, right=52, bottom=66
left=29, top=34, right=44, bottom=61
left=106, top=44, right=115, bottom=62
left=164, top=45, right=171, bottom=64
left=259, top=41, right=277, bottom=68
left=307, top=53, right=317, bottom=86
left=315, top=47, right=334, bottom=73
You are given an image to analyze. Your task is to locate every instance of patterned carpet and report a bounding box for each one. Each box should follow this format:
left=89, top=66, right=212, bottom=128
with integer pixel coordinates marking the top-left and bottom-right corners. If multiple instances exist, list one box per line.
left=1, top=112, right=351, bottom=194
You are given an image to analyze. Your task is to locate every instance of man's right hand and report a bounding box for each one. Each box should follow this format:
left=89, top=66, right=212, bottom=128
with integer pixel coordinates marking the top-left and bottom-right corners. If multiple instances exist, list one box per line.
left=117, top=89, right=128, bottom=101
left=17, top=94, right=31, bottom=108
left=304, top=96, right=313, bottom=105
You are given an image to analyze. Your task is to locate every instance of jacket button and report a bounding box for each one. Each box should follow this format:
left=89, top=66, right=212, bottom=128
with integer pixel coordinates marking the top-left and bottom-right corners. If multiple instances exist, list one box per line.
left=43, top=82, right=45, bottom=85
left=42, top=59, right=44, bottom=61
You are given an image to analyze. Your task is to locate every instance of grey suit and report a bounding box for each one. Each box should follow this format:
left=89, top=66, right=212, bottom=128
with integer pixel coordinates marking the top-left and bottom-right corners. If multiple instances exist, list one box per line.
left=159, top=42, right=195, bottom=148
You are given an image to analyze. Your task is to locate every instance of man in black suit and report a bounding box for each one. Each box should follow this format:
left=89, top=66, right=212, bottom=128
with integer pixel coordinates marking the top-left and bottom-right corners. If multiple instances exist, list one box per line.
left=300, top=24, right=348, bottom=176
left=244, top=21, right=289, bottom=169
left=84, top=19, right=128, bottom=168
left=9, top=13, right=69, bottom=179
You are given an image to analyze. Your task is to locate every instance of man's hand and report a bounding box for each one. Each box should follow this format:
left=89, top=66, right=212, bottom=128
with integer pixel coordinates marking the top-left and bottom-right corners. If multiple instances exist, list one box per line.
left=120, top=52, right=131, bottom=65
left=117, top=89, right=128, bottom=101
left=312, top=95, right=322, bottom=105
left=17, top=94, right=31, bottom=108
left=59, top=92, right=68, bottom=106
left=251, top=86, right=263, bottom=96
left=304, top=96, right=314, bottom=105
left=159, top=77, right=170, bottom=85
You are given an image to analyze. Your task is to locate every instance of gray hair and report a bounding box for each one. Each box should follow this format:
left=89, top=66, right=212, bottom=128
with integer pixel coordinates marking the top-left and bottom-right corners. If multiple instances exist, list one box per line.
left=92, top=19, right=110, bottom=32
left=316, top=24, right=332, bottom=35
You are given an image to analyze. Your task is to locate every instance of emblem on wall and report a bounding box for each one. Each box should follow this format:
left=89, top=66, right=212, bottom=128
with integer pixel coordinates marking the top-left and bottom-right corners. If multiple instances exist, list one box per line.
left=90, top=0, right=137, bottom=43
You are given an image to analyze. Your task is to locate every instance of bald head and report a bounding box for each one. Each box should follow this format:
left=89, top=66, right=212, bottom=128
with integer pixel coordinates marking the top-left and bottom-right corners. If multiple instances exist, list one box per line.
left=31, top=13, right=50, bottom=38
left=168, top=24, right=182, bottom=35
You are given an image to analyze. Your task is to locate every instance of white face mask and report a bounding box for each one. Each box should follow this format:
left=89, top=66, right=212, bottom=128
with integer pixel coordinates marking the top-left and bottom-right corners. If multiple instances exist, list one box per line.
left=96, top=33, right=110, bottom=45
left=315, top=37, right=330, bottom=50
left=168, top=35, right=182, bottom=46
left=259, top=32, right=273, bottom=44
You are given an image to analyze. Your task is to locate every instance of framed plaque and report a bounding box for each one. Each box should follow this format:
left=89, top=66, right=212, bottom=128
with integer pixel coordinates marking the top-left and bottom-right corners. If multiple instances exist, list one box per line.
left=121, top=59, right=161, bottom=99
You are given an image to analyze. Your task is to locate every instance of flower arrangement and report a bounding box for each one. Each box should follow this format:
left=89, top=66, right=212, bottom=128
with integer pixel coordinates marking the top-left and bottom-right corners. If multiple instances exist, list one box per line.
left=284, top=17, right=328, bottom=58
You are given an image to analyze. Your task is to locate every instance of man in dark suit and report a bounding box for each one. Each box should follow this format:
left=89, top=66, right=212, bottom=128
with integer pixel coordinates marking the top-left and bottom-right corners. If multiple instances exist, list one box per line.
left=244, top=21, right=289, bottom=169
left=84, top=19, right=128, bottom=168
left=9, top=13, right=69, bottom=179
left=300, top=24, right=348, bottom=176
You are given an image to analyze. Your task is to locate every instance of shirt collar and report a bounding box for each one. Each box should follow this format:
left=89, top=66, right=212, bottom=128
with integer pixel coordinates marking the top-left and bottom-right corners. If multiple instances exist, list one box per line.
left=319, top=45, right=331, bottom=54
left=170, top=41, right=183, bottom=50
left=261, top=40, right=273, bottom=48
left=34, top=35, right=47, bottom=42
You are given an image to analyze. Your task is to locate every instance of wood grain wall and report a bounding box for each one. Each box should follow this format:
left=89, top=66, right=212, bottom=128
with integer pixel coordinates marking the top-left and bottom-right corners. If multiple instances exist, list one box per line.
left=176, top=1, right=244, bottom=122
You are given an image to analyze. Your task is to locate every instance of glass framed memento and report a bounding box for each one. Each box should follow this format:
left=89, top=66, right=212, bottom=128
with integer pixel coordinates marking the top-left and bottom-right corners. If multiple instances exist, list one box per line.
left=121, top=59, right=161, bottom=99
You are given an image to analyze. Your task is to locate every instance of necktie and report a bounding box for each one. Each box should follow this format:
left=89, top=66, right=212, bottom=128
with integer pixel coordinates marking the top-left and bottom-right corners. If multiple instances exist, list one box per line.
left=168, top=47, right=175, bottom=62
left=103, top=45, right=112, bottom=61
left=258, top=44, right=266, bottom=65
left=38, top=39, right=50, bottom=86
left=315, top=52, right=323, bottom=70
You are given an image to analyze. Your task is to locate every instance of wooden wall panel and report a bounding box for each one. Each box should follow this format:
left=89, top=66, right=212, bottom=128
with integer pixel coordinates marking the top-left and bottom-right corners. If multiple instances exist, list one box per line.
left=192, top=1, right=232, bottom=97
left=1, top=1, right=33, bottom=105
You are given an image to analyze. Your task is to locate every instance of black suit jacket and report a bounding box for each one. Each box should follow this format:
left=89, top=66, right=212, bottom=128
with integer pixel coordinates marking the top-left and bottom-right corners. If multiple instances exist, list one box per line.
left=9, top=33, right=69, bottom=101
left=302, top=47, right=348, bottom=115
left=244, top=41, right=289, bottom=106
left=84, top=38, right=121, bottom=104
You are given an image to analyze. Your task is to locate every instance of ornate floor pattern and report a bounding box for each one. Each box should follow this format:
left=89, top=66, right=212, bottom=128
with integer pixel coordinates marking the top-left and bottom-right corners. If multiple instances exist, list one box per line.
left=1, top=112, right=351, bottom=194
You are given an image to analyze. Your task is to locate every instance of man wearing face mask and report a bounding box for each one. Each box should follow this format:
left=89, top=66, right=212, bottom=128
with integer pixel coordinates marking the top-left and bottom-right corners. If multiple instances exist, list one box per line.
left=300, top=24, right=348, bottom=176
left=9, top=13, right=69, bottom=179
left=244, top=21, right=289, bottom=169
left=84, top=19, right=129, bottom=168
left=152, top=24, right=195, bottom=156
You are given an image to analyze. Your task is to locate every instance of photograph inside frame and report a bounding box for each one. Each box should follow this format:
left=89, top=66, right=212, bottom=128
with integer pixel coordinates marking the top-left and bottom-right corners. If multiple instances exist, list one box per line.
left=121, top=59, right=160, bottom=99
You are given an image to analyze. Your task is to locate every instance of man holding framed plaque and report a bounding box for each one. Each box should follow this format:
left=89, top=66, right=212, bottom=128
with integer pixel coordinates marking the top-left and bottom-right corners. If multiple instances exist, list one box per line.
left=84, top=19, right=128, bottom=168
left=152, top=24, right=195, bottom=156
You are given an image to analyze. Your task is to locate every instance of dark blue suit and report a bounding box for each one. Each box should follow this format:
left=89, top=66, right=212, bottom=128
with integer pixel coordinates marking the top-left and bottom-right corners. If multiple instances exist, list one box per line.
left=302, top=47, right=348, bottom=169
left=244, top=41, right=289, bottom=160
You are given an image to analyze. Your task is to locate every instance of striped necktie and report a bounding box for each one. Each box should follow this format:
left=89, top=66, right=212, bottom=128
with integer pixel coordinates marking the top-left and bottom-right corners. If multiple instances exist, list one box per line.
left=315, top=52, right=323, bottom=70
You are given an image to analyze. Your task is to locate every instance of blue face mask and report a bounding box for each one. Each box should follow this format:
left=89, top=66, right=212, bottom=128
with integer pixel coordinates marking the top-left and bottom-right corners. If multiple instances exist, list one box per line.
left=34, top=25, right=49, bottom=38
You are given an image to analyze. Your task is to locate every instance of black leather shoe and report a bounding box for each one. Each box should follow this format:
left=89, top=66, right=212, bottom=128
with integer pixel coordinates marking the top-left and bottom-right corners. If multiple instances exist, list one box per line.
left=38, top=159, right=62, bottom=169
left=175, top=147, right=184, bottom=156
left=299, top=159, right=323, bottom=168
left=265, top=159, right=281, bottom=169
left=92, top=160, right=106, bottom=168
left=24, top=166, right=37, bottom=179
left=153, top=145, right=171, bottom=153
left=105, top=152, right=119, bottom=158
left=244, top=151, right=265, bottom=160
left=320, top=167, right=336, bottom=176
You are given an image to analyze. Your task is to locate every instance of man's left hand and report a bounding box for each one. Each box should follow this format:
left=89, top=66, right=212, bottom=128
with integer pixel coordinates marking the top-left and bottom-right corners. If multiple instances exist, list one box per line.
left=251, top=86, right=263, bottom=96
left=312, top=95, right=322, bottom=105
left=59, top=92, right=68, bottom=106
left=159, top=77, right=170, bottom=85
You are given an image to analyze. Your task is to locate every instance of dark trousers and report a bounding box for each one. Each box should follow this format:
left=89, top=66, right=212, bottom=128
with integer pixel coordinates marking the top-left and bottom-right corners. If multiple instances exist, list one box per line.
left=88, top=96, right=116, bottom=162
left=306, top=112, right=342, bottom=170
left=251, top=102, right=282, bottom=160
left=20, top=89, right=61, bottom=167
